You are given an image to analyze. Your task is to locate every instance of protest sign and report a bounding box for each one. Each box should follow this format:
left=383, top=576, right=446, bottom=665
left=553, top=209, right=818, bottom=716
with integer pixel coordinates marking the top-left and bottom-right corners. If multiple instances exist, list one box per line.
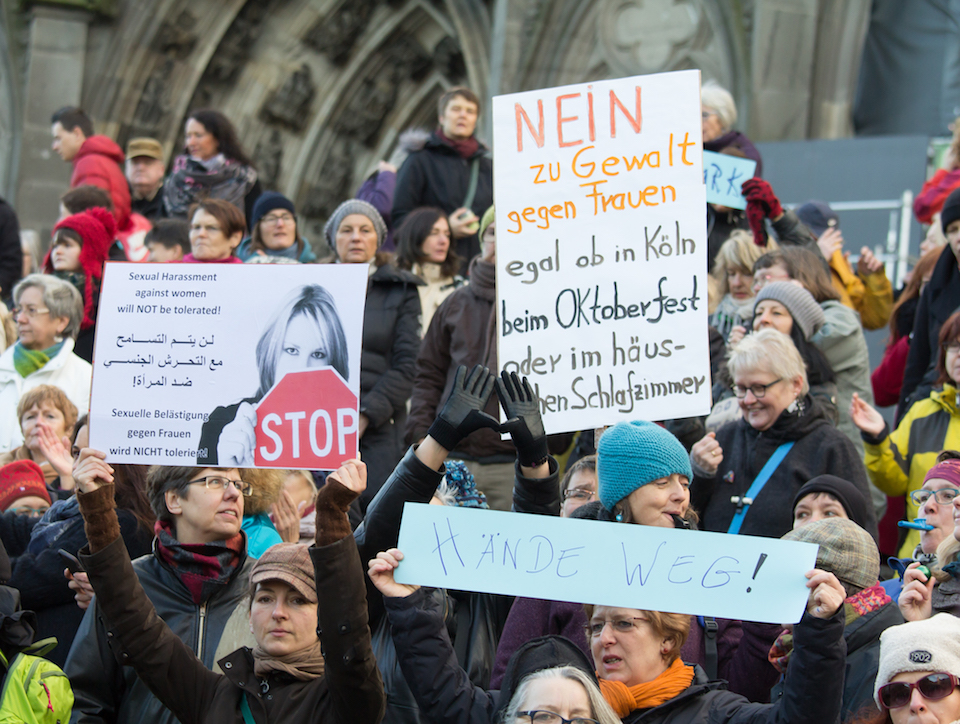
left=395, top=503, right=818, bottom=624
left=89, top=263, right=367, bottom=469
left=492, top=70, right=711, bottom=434
left=703, top=150, right=756, bottom=209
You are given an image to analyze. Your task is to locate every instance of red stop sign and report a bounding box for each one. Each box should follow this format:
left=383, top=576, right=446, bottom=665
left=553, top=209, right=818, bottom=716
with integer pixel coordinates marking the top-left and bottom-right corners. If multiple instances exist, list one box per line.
left=254, top=368, right=359, bottom=469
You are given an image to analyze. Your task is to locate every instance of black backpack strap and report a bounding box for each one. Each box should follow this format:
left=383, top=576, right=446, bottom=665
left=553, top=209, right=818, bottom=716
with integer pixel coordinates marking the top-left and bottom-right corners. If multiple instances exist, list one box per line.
left=701, top=616, right=719, bottom=680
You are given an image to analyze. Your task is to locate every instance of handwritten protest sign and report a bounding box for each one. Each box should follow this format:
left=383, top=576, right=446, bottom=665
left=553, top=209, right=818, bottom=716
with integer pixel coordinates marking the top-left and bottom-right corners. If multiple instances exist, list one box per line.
left=89, top=263, right=367, bottom=469
left=703, top=150, right=756, bottom=210
left=395, top=504, right=818, bottom=624
left=492, top=70, right=711, bottom=434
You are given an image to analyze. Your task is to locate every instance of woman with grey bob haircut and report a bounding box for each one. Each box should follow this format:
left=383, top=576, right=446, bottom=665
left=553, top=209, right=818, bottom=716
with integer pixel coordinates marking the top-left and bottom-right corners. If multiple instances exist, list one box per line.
left=501, top=666, right=620, bottom=724
left=0, top=273, right=92, bottom=451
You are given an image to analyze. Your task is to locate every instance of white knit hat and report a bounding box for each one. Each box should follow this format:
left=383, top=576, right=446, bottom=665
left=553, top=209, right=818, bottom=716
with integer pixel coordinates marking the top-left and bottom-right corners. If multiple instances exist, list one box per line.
left=874, top=613, right=960, bottom=707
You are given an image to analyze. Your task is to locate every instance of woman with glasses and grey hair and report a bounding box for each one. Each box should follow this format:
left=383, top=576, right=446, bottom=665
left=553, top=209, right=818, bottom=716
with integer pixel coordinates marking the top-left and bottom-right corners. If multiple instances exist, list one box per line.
left=0, top=274, right=91, bottom=451
left=691, top=328, right=875, bottom=541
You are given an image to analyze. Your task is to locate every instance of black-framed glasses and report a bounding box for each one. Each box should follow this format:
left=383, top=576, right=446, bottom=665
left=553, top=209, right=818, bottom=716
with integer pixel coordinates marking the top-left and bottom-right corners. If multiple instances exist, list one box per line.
left=911, top=488, right=960, bottom=506
left=186, top=475, right=252, bottom=496
left=584, top=616, right=648, bottom=638
left=878, top=673, right=960, bottom=709
left=733, top=379, right=782, bottom=399
left=516, top=711, right=599, bottom=724
left=562, top=489, right=595, bottom=502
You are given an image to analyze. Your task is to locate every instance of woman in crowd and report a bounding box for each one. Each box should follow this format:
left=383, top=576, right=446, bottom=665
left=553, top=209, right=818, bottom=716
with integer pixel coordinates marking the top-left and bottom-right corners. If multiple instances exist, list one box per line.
left=793, top=474, right=875, bottom=531
left=393, top=207, right=465, bottom=334
left=872, top=246, right=944, bottom=407
left=709, top=230, right=775, bottom=342
left=0, top=275, right=90, bottom=452
left=162, top=109, right=261, bottom=223
left=70, top=449, right=385, bottom=723
left=692, top=328, right=876, bottom=540
left=235, top=192, right=317, bottom=264
left=857, top=614, right=960, bottom=724
left=199, top=282, right=349, bottom=466
left=324, top=199, right=423, bottom=511
left=7, top=415, right=154, bottom=665
left=560, top=455, right=597, bottom=518
left=184, top=199, right=246, bottom=263
left=42, top=207, right=114, bottom=362
left=0, top=385, right=77, bottom=493
left=369, top=542, right=847, bottom=724
left=852, top=310, right=960, bottom=557
left=701, top=81, right=763, bottom=174
left=0, top=460, right=50, bottom=517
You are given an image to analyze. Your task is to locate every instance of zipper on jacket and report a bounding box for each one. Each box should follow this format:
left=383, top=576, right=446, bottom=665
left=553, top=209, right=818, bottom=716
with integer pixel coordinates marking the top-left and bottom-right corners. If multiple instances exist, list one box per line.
left=197, top=602, right=207, bottom=661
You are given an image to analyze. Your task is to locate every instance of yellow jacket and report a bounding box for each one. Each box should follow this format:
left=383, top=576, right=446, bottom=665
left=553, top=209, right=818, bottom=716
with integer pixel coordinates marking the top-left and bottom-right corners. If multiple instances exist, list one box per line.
left=829, top=249, right=893, bottom=330
left=864, top=383, right=960, bottom=556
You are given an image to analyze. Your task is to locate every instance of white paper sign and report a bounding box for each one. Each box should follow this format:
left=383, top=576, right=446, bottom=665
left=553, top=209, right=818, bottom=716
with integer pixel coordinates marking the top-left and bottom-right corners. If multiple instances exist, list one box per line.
left=89, top=263, right=368, bottom=468
left=492, top=70, right=711, bottom=434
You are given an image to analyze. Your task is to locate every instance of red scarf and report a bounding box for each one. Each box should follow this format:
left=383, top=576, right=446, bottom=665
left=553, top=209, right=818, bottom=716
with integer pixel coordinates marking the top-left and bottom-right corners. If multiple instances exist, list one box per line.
left=154, top=520, right=245, bottom=604
left=437, top=129, right=479, bottom=159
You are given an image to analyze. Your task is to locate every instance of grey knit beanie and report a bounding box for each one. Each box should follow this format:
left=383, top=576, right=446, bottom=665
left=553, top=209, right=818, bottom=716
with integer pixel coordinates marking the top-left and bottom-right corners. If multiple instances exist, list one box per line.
left=323, top=199, right=388, bottom=251
left=753, top=281, right=825, bottom=340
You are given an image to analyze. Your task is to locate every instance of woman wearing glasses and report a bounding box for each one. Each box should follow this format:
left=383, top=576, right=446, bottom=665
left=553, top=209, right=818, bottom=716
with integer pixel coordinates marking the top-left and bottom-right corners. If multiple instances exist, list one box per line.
left=235, top=192, right=319, bottom=264
left=862, top=614, right=960, bottom=724
left=852, top=309, right=960, bottom=558
left=692, top=328, right=875, bottom=540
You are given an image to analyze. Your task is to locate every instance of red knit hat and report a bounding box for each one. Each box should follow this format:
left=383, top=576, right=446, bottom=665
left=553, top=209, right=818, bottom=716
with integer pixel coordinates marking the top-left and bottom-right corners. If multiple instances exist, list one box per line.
left=45, top=206, right=116, bottom=330
left=0, top=460, right=50, bottom=511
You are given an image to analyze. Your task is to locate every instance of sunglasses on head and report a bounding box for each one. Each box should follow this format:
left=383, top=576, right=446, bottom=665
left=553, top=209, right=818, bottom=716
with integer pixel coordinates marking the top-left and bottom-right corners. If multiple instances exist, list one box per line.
left=878, top=673, right=960, bottom=709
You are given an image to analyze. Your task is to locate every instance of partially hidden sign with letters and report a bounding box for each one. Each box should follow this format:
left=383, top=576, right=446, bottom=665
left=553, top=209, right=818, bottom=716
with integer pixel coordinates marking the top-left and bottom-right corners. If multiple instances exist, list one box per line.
left=395, top=503, right=819, bottom=624
left=492, top=69, right=711, bottom=434
left=703, top=150, right=757, bottom=210
left=89, top=263, right=367, bottom=469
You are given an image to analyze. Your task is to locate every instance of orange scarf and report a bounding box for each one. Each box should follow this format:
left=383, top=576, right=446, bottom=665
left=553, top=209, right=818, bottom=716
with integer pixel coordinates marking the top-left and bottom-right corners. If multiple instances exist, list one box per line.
left=598, top=659, right=695, bottom=717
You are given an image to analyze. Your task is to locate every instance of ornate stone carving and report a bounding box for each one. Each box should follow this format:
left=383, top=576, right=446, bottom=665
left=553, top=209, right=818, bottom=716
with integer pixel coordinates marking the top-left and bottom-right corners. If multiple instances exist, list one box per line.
left=302, top=0, right=376, bottom=66
left=597, top=0, right=700, bottom=73
left=333, top=75, right=397, bottom=146
left=432, top=36, right=466, bottom=80
left=300, top=139, right=354, bottom=219
left=204, top=0, right=273, bottom=85
left=386, top=36, right=432, bottom=81
left=254, top=129, right=284, bottom=190
left=260, top=64, right=315, bottom=132
left=153, top=9, right=197, bottom=60
left=133, top=59, right=173, bottom=132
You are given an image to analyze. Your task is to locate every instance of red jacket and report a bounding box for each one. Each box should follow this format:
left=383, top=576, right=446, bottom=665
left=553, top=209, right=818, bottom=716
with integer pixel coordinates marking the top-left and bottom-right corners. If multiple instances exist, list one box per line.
left=914, top=167, right=960, bottom=224
left=71, top=136, right=131, bottom=229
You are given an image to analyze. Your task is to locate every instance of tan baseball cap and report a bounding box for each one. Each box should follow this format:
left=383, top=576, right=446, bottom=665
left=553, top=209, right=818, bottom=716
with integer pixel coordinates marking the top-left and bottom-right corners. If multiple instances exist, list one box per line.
left=126, top=137, right=164, bottom=162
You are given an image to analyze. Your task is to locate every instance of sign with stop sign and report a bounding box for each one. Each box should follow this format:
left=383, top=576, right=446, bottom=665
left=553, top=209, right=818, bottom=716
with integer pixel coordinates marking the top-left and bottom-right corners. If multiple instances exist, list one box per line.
left=254, top=368, right=359, bottom=469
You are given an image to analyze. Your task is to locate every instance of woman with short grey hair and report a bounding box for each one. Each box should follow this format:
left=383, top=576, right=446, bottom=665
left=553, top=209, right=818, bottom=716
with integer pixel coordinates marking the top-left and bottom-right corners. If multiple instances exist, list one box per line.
left=701, top=79, right=763, bottom=175
left=690, top=328, right=876, bottom=540
left=0, top=274, right=91, bottom=450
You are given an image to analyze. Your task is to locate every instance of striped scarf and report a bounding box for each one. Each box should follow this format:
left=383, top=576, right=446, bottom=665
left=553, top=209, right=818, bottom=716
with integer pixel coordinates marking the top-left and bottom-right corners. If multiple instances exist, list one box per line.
left=13, top=340, right=65, bottom=378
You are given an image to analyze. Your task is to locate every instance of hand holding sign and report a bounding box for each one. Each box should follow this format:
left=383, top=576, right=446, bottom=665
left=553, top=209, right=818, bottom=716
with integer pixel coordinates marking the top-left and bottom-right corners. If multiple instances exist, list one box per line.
left=497, top=371, right=549, bottom=468
left=72, top=448, right=114, bottom=494
left=426, top=365, right=500, bottom=452
left=368, top=548, right=420, bottom=598
left=218, top=401, right=256, bottom=467
left=805, top=570, right=845, bottom=619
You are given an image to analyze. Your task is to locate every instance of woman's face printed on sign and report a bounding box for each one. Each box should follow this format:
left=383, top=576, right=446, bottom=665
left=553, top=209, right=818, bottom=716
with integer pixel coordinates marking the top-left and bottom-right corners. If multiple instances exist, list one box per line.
left=273, top=312, right=334, bottom=383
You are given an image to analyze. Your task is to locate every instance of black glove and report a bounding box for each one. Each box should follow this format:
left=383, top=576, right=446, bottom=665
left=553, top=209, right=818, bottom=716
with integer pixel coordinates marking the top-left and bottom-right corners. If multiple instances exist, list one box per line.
left=426, top=365, right=499, bottom=451
left=496, top=371, right=548, bottom=468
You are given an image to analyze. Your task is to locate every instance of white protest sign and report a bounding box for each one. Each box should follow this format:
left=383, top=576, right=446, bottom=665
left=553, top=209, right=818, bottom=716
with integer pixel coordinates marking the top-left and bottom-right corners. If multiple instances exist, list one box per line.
left=395, top=504, right=818, bottom=624
left=703, top=150, right=756, bottom=210
left=89, top=263, right=368, bottom=469
left=492, top=70, right=711, bottom=434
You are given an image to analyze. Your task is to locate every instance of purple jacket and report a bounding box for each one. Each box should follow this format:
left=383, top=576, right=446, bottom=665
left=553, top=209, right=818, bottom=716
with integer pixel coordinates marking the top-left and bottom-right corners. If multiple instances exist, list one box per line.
left=704, top=130, right=763, bottom=177
left=357, top=170, right=397, bottom=251
left=490, top=597, right=781, bottom=703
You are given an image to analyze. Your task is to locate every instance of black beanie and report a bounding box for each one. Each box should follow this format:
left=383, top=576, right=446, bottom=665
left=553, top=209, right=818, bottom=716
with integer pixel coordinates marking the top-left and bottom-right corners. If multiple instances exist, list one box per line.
left=494, top=636, right=597, bottom=718
left=793, top=475, right=873, bottom=537
left=941, top=187, right=960, bottom=235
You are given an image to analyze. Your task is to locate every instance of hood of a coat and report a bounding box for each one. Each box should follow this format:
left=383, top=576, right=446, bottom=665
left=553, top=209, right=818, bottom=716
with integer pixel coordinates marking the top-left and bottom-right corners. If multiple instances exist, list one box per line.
left=76, top=135, right=125, bottom=165
left=931, top=383, right=960, bottom=417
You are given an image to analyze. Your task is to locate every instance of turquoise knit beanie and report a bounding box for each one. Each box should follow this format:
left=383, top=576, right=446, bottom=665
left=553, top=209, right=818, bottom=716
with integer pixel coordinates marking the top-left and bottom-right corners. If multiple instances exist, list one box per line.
left=597, top=421, right=693, bottom=512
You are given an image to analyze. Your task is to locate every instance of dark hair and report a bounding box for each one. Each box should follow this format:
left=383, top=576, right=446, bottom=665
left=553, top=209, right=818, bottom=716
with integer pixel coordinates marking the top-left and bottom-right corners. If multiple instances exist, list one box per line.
left=937, top=310, right=960, bottom=385
left=560, top=455, right=597, bottom=495
left=52, top=227, right=82, bottom=249
left=890, top=246, right=945, bottom=341
left=51, top=107, right=93, bottom=137
left=145, top=219, right=191, bottom=255
left=393, top=207, right=461, bottom=278
left=188, top=199, right=247, bottom=241
left=754, top=247, right=840, bottom=303
left=60, top=185, right=114, bottom=214
left=437, top=86, right=481, bottom=118
left=186, top=110, right=253, bottom=166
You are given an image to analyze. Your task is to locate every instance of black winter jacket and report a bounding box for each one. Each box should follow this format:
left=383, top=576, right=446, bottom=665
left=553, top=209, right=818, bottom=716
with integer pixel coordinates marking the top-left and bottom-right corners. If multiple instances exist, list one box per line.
left=692, top=395, right=877, bottom=540
left=392, top=132, right=494, bottom=267
left=358, top=262, right=423, bottom=508
left=0, top=197, right=22, bottom=303
left=384, top=584, right=845, bottom=724
left=64, top=544, right=255, bottom=724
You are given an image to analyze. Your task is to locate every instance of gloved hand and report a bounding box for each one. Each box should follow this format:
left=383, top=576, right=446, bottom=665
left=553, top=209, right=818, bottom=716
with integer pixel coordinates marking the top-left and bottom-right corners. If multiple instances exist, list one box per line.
left=426, top=365, right=499, bottom=451
left=742, top=178, right=782, bottom=247
left=496, top=371, right=548, bottom=468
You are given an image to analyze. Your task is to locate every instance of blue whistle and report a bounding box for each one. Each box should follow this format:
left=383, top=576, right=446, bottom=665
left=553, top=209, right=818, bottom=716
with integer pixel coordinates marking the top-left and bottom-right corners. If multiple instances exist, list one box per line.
left=898, top=517, right=935, bottom=531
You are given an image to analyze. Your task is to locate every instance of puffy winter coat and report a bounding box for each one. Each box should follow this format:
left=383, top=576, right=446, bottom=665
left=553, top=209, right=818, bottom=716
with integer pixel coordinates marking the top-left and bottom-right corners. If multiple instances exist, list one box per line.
left=71, top=136, right=131, bottom=230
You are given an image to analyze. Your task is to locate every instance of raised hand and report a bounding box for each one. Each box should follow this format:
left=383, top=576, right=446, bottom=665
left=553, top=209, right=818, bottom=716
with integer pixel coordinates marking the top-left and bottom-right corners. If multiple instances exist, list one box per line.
left=857, top=246, right=884, bottom=277
left=691, top=432, right=724, bottom=475
left=36, top=423, right=74, bottom=480
left=271, top=489, right=303, bottom=543
left=805, top=569, right=845, bottom=618
left=426, top=365, right=500, bottom=451
left=899, top=562, right=934, bottom=621
left=368, top=549, right=420, bottom=598
left=850, top=393, right=885, bottom=437
left=326, top=458, right=367, bottom=496
left=742, top=178, right=784, bottom=219
left=217, top=401, right=256, bottom=467
left=496, top=371, right=548, bottom=468
left=72, top=448, right=114, bottom=494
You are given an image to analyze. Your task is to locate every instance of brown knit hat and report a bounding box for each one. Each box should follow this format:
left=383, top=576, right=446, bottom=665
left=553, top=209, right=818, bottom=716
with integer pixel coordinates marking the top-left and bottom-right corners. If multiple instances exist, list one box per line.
left=250, top=543, right=316, bottom=603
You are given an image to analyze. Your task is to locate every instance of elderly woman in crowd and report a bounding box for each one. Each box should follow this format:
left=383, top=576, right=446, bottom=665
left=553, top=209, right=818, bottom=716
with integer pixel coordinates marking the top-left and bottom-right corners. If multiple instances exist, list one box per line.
left=235, top=192, right=318, bottom=264
left=709, top=231, right=776, bottom=342
left=0, top=385, right=77, bottom=492
left=852, top=310, right=960, bottom=557
left=163, top=109, right=261, bottom=223
left=0, top=275, right=90, bottom=452
left=692, top=328, right=876, bottom=540
left=184, top=198, right=246, bottom=263
left=701, top=81, right=762, bottom=174
left=324, top=199, right=423, bottom=511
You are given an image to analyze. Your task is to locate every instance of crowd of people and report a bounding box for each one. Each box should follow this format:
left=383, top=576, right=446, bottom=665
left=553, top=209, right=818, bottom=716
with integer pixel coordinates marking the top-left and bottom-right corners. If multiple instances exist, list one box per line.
left=0, top=79, right=956, bottom=724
